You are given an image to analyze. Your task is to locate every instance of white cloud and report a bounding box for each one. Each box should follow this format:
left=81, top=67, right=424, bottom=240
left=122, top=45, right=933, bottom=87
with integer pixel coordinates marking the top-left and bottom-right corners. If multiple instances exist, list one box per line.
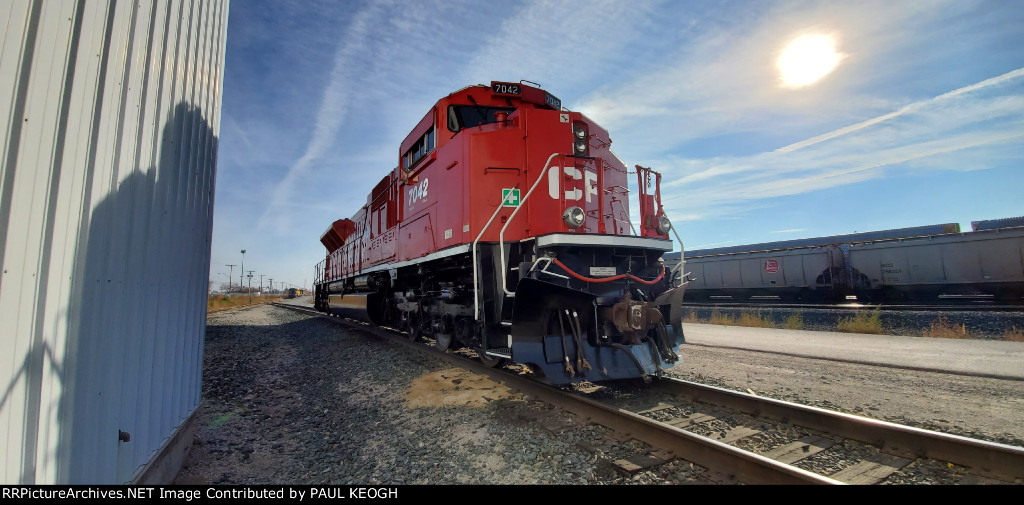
left=658, top=67, right=1024, bottom=221
left=574, top=1, right=965, bottom=154
left=460, top=0, right=664, bottom=92
left=776, top=67, right=1024, bottom=154
left=256, top=2, right=387, bottom=233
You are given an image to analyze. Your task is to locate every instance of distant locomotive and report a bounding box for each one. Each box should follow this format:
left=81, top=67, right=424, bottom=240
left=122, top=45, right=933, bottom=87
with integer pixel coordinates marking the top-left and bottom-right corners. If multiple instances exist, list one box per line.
left=665, top=219, right=1024, bottom=303
left=312, top=81, right=686, bottom=384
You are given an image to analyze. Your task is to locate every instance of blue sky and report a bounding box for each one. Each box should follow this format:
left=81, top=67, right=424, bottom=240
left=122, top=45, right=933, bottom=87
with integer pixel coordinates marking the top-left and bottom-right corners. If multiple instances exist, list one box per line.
left=210, top=0, right=1024, bottom=291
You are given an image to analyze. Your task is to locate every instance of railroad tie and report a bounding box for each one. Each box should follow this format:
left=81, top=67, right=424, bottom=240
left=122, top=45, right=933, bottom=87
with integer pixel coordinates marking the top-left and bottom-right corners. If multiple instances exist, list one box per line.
left=829, top=453, right=912, bottom=485
left=762, top=435, right=836, bottom=465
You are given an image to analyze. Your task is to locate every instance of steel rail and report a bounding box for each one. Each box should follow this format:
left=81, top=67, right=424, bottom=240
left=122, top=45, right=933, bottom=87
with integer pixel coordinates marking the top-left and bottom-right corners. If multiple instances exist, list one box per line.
left=270, top=302, right=841, bottom=484
left=651, top=377, right=1024, bottom=481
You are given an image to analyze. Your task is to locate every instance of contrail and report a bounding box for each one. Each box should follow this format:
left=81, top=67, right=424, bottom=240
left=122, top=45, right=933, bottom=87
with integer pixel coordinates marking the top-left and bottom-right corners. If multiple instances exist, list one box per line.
left=775, top=66, right=1024, bottom=154
left=258, top=4, right=382, bottom=231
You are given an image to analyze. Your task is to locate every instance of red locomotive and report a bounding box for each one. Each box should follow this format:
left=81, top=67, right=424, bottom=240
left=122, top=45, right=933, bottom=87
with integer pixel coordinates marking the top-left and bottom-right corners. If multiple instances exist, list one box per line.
left=313, top=81, right=686, bottom=383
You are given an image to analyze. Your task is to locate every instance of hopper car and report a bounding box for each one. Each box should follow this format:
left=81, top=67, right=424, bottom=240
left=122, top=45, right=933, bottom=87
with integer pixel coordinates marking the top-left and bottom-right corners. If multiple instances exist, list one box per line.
left=312, top=81, right=687, bottom=384
left=665, top=220, right=1024, bottom=303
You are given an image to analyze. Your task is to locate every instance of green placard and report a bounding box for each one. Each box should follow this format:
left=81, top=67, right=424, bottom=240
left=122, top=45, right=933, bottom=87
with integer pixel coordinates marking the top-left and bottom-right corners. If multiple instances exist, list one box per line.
left=502, top=188, right=520, bottom=207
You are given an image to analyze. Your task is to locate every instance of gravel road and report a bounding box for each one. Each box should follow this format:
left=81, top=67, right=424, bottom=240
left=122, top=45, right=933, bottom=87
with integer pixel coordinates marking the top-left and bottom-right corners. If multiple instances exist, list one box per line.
left=174, top=303, right=1024, bottom=485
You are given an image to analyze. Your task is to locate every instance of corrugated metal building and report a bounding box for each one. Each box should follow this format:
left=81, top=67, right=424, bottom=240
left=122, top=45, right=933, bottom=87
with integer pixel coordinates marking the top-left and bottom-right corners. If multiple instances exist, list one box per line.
left=0, top=0, right=228, bottom=484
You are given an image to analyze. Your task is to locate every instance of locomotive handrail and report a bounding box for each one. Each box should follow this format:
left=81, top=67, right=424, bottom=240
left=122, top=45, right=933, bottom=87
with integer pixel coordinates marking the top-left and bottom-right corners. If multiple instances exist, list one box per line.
left=472, top=152, right=561, bottom=319
left=659, top=212, right=686, bottom=282
left=471, top=190, right=517, bottom=320
left=499, top=153, right=563, bottom=297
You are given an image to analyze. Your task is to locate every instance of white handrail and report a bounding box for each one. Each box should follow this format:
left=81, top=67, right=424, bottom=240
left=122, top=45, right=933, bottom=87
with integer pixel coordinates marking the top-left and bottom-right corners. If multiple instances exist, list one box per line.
left=472, top=190, right=516, bottom=320
left=499, top=153, right=561, bottom=296
left=472, top=152, right=560, bottom=319
left=659, top=213, right=686, bottom=282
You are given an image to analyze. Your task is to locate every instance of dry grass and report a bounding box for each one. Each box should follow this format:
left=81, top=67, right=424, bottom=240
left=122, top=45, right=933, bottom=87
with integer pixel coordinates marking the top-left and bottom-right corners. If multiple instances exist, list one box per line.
left=208, top=295, right=284, bottom=311
left=702, top=309, right=777, bottom=329
left=835, top=310, right=882, bottom=334
left=736, top=310, right=775, bottom=328
left=708, top=309, right=733, bottom=325
left=783, top=312, right=805, bottom=330
left=923, top=315, right=971, bottom=339
left=681, top=304, right=1014, bottom=340
left=1001, top=326, right=1024, bottom=342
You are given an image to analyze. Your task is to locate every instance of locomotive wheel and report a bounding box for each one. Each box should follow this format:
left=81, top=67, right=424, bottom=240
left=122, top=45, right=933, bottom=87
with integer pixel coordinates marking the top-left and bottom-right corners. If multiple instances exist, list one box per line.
left=406, top=312, right=421, bottom=342
left=478, top=352, right=506, bottom=368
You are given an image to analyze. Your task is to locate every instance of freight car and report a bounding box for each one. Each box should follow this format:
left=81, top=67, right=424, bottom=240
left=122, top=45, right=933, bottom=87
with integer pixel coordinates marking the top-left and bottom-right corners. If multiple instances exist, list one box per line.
left=665, top=221, right=1024, bottom=303
left=312, top=81, right=686, bottom=384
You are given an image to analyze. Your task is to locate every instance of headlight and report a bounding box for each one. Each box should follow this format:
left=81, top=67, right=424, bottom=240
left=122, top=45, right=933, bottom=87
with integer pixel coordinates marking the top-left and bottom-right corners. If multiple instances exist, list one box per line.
left=657, top=215, right=671, bottom=235
left=562, top=206, right=585, bottom=228
left=572, top=123, right=589, bottom=155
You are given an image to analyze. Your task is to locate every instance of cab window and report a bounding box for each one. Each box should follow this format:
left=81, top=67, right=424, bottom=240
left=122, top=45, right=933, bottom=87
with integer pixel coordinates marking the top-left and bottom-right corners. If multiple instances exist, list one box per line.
left=403, top=126, right=435, bottom=170
left=447, top=105, right=515, bottom=132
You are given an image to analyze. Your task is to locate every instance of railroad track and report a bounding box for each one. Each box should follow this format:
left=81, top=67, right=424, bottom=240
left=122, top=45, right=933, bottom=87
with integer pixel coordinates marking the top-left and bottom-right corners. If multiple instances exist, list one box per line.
left=270, top=302, right=1024, bottom=484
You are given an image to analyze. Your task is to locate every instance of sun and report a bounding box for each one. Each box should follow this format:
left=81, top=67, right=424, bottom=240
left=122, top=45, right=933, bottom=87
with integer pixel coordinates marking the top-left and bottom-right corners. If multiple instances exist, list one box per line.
left=777, top=34, right=842, bottom=88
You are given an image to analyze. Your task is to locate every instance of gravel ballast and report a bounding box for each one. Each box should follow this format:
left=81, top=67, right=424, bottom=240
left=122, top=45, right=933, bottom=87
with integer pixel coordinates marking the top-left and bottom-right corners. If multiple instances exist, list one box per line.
left=175, top=303, right=1024, bottom=484
left=176, top=304, right=675, bottom=484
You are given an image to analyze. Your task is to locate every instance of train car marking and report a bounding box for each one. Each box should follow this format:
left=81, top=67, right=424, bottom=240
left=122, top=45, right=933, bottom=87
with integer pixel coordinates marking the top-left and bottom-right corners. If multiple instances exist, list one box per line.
left=547, top=165, right=598, bottom=202
left=491, top=82, right=521, bottom=96
left=501, top=188, right=520, bottom=207
left=406, top=178, right=429, bottom=209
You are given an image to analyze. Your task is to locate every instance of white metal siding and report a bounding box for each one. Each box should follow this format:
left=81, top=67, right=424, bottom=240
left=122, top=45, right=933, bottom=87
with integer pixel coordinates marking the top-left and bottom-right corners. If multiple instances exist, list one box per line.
left=0, top=0, right=228, bottom=484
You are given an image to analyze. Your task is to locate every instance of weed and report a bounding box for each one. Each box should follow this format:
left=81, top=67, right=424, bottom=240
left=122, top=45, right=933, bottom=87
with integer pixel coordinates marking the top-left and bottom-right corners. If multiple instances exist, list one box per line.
left=783, top=312, right=804, bottom=330
left=835, top=309, right=882, bottom=334
left=683, top=310, right=702, bottom=323
left=1001, top=326, right=1024, bottom=342
left=208, top=295, right=284, bottom=311
left=923, top=316, right=970, bottom=339
left=709, top=308, right=733, bottom=325
left=736, top=310, right=775, bottom=328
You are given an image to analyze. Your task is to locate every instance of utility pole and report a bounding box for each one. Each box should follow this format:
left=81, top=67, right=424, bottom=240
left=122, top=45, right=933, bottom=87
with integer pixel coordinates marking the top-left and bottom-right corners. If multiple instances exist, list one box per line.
left=268, top=278, right=273, bottom=294
left=259, top=274, right=264, bottom=295
left=226, top=265, right=236, bottom=291
left=247, top=271, right=254, bottom=304
left=240, top=250, right=246, bottom=295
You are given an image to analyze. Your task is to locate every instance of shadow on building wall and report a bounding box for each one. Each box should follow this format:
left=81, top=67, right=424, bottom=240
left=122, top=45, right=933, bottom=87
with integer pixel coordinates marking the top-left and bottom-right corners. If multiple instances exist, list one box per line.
left=51, top=101, right=216, bottom=483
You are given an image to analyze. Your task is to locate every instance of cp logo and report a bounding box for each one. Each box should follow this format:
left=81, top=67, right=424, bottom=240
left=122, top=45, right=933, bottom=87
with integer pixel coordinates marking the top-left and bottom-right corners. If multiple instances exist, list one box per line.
left=548, top=166, right=597, bottom=202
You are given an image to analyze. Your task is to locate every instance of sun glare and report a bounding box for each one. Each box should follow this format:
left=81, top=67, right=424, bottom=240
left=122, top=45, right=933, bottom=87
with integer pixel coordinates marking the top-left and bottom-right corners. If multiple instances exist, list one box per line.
left=777, top=34, right=842, bottom=88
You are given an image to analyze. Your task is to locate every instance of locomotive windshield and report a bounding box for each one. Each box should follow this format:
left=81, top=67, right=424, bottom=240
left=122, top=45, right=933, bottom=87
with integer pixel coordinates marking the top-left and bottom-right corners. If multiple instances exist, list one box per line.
left=447, top=105, right=514, bottom=132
